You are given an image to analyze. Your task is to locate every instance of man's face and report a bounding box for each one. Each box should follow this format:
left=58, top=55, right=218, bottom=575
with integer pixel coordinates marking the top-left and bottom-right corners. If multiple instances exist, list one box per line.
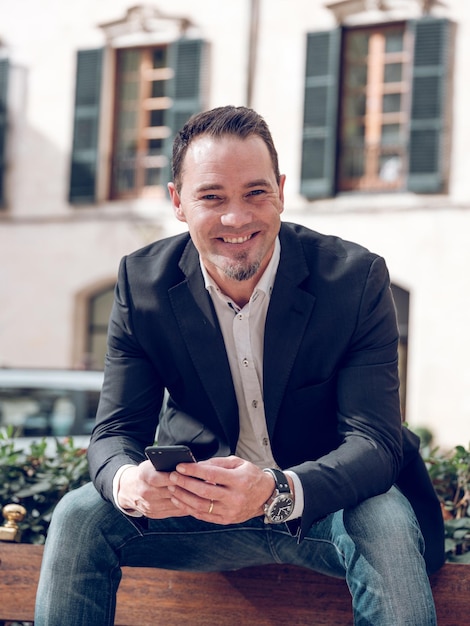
left=168, top=134, right=285, bottom=289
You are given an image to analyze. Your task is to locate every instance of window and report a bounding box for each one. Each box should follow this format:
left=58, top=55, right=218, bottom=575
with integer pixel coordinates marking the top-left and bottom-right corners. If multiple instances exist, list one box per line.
left=69, top=38, right=206, bottom=205
left=86, top=286, right=115, bottom=370
left=391, top=283, right=409, bottom=420
left=339, top=25, right=410, bottom=192
left=301, top=18, right=450, bottom=199
left=111, top=46, right=173, bottom=199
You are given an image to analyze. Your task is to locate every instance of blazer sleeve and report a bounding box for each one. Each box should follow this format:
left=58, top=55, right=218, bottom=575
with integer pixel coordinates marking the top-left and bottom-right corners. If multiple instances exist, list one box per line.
left=291, top=256, right=403, bottom=537
left=87, top=256, right=165, bottom=503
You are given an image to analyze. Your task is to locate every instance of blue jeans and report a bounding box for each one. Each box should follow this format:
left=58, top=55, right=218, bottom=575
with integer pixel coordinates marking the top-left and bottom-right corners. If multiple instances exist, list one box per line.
left=34, top=482, right=436, bottom=625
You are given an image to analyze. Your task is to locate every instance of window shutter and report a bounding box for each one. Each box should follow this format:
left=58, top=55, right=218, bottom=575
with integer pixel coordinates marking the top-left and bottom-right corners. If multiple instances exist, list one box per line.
left=300, top=29, right=341, bottom=200
left=69, top=48, right=103, bottom=204
left=164, top=39, right=206, bottom=183
left=407, top=19, right=449, bottom=193
left=0, top=58, right=9, bottom=207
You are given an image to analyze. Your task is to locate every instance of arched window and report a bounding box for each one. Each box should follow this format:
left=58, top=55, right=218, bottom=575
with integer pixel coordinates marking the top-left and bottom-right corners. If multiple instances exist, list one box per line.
left=391, top=283, right=409, bottom=420
left=85, top=286, right=115, bottom=370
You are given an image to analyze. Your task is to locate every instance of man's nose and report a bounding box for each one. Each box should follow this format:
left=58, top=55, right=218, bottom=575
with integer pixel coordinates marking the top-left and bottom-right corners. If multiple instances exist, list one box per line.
left=220, top=201, right=253, bottom=228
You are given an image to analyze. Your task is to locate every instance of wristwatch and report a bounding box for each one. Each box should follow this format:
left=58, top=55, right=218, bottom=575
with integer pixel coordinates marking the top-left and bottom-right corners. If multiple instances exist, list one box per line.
left=263, top=468, right=295, bottom=524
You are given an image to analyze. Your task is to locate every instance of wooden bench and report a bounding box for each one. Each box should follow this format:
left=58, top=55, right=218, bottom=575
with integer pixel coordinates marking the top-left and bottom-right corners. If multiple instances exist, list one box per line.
left=1, top=542, right=470, bottom=625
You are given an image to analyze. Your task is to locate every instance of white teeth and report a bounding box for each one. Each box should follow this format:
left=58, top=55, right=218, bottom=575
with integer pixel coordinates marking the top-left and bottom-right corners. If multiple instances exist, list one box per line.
left=223, top=235, right=251, bottom=244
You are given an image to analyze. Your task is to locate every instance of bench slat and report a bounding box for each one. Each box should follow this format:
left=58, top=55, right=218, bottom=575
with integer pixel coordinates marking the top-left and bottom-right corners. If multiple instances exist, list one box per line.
left=1, top=543, right=468, bottom=625
left=116, top=563, right=353, bottom=626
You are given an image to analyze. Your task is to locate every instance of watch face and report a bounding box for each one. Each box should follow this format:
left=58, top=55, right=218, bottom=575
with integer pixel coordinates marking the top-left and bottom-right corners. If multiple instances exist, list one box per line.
left=267, top=495, right=294, bottom=523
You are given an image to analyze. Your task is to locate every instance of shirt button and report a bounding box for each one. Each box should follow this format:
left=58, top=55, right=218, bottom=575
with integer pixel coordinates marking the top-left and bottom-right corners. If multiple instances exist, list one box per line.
left=262, top=437, right=269, bottom=446
left=238, top=313, right=243, bottom=320
left=242, top=358, right=249, bottom=367
left=252, top=399, right=258, bottom=408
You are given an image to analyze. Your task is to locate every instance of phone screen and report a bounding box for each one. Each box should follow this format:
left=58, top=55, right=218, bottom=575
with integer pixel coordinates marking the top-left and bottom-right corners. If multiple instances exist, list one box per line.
left=145, top=445, right=196, bottom=472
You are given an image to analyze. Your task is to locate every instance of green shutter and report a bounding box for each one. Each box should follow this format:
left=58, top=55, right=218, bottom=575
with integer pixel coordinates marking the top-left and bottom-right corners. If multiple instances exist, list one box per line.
left=164, top=39, right=205, bottom=183
left=407, top=19, right=449, bottom=193
left=0, top=58, right=9, bottom=207
left=300, top=29, right=341, bottom=200
left=69, top=48, right=103, bottom=204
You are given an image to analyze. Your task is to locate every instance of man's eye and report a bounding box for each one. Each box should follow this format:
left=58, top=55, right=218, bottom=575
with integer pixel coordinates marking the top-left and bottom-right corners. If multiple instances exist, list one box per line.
left=202, top=194, right=219, bottom=200
left=248, top=189, right=265, bottom=197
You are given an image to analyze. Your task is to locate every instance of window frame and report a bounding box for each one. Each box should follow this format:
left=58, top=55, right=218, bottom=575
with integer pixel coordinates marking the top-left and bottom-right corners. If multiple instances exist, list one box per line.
left=338, top=23, right=413, bottom=193
left=68, top=38, right=207, bottom=205
left=300, top=17, right=450, bottom=200
left=109, top=45, right=174, bottom=200
left=86, top=285, right=115, bottom=370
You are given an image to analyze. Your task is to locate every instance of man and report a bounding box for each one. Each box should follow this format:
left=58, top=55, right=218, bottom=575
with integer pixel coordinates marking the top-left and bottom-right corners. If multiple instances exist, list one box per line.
left=35, top=106, right=444, bottom=625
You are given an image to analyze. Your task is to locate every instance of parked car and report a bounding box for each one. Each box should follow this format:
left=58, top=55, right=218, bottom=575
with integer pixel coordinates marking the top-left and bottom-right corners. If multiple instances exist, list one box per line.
left=0, top=368, right=103, bottom=439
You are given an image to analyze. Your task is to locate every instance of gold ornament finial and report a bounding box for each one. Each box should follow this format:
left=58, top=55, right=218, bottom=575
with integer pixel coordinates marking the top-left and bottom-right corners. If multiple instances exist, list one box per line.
left=0, top=503, right=27, bottom=542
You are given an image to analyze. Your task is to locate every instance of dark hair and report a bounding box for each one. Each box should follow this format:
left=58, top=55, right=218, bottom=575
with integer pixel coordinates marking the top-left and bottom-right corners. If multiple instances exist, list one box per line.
left=171, top=106, right=280, bottom=192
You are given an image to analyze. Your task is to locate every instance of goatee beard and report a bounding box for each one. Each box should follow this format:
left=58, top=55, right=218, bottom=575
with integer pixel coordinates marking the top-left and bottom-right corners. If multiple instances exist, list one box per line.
left=224, top=258, right=260, bottom=282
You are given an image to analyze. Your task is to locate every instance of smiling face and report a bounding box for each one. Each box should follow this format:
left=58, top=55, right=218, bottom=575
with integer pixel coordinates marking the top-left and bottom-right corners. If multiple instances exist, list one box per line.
left=168, top=134, right=285, bottom=304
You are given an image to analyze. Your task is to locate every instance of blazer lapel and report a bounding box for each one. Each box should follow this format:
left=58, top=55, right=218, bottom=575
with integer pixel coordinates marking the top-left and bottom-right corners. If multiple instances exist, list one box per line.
left=263, top=225, right=316, bottom=437
left=168, top=240, right=239, bottom=448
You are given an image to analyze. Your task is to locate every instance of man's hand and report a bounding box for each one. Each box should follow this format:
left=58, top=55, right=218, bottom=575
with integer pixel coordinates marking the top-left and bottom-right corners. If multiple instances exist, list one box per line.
left=167, top=455, right=293, bottom=525
left=117, top=455, right=295, bottom=524
left=117, top=461, right=189, bottom=518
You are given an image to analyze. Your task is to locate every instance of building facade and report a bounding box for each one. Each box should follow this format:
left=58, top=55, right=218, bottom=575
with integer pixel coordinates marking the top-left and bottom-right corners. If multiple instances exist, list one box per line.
left=1, top=0, right=469, bottom=449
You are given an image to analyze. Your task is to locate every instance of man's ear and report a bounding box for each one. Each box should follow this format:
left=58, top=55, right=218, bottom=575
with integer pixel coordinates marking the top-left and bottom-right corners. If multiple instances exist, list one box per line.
left=168, top=183, right=186, bottom=223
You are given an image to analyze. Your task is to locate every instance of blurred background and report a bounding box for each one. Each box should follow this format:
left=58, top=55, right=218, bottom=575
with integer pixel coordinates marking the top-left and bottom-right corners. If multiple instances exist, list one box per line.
left=0, top=0, right=469, bottom=449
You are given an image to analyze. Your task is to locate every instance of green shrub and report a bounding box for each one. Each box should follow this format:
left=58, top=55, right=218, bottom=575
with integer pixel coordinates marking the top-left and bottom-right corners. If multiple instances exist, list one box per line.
left=424, top=444, right=470, bottom=563
left=0, top=427, right=89, bottom=544
left=1, top=426, right=470, bottom=563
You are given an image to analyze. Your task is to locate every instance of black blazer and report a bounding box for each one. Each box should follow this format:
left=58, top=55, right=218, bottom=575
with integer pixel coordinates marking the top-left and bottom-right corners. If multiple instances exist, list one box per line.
left=88, top=222, right=444, bottom=574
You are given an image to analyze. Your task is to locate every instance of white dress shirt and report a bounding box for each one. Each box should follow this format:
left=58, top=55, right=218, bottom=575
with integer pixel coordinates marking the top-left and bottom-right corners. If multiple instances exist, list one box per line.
left=200, top=237, right=303, bottom=520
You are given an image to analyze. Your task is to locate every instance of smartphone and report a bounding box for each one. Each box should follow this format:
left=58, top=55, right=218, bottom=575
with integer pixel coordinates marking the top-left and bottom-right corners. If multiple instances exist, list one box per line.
left=145, top=445, right=196, bottom=472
